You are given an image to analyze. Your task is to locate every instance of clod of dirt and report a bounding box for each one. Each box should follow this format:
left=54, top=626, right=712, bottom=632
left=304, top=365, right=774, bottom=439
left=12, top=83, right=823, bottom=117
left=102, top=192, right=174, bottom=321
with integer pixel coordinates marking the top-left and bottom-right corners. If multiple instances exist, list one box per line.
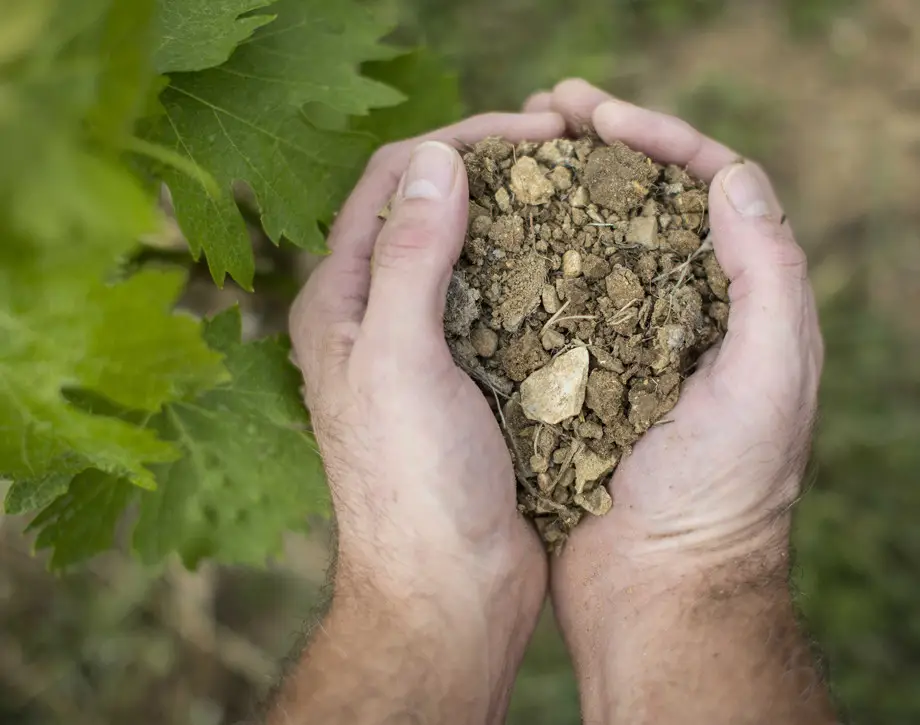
left=444, top=136, right=729, bottom=553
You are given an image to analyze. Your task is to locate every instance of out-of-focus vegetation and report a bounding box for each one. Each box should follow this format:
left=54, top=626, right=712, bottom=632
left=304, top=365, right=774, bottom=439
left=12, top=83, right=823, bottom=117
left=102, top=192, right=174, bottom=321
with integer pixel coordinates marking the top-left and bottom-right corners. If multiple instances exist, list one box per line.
left=3, top=0, right=919, bottom=723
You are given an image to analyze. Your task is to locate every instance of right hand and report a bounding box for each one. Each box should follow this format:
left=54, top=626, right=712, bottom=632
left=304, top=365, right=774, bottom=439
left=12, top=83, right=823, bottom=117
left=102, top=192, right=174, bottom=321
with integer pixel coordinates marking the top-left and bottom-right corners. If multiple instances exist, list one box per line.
left=525, top=79, right=823, bottom=625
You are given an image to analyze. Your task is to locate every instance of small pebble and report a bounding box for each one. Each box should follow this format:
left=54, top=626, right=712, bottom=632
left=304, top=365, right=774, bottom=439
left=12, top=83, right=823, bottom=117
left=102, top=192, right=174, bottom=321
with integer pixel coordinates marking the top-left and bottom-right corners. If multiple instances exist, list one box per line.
left=470, top=325, right=499, bottom=358
left=542, top=285, right=561, bottom=313
left=542, top=329, right=566, bottom=351
left=562, top=250, right=583, bottom=278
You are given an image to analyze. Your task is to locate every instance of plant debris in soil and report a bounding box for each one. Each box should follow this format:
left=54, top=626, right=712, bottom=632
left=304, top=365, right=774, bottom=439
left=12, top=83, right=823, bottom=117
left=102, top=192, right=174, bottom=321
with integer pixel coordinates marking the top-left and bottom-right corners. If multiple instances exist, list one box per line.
left=439, top=136, right=730, bottom=554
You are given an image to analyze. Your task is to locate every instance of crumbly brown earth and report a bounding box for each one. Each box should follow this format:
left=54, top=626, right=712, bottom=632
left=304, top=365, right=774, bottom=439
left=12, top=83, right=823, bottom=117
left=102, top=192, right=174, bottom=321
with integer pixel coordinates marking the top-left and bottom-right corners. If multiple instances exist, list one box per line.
left=443, top=136, right=729, bottom=553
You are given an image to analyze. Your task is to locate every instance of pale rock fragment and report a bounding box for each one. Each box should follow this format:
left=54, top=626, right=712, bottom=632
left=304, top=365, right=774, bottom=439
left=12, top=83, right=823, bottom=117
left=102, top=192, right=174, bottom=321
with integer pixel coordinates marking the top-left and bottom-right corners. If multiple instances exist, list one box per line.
left=520, top=348, right=589, bottom=424
left=573, top=448, right=619, bottom=494
left=626, top=216, right=659, bottom=250
left=570, top=186, right=590, bottom=208
left=510, top=156, right=554, bottom=206
left=562, top=250, right=583, bottom=278
left=574, top=486, right=613, bottom=516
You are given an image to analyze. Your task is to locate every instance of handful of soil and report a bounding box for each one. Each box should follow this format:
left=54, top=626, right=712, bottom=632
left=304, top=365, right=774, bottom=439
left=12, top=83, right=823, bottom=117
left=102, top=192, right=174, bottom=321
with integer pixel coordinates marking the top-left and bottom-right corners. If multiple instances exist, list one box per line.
left=443, top=136, right=730, bottom=553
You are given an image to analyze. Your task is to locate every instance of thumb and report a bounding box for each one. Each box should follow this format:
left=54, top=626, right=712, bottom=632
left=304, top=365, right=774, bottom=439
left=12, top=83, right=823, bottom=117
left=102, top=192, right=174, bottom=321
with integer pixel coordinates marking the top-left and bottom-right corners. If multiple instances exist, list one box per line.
left=706, top=162, right=818, bottom=406
left=361, top=141, right=468, bottom=358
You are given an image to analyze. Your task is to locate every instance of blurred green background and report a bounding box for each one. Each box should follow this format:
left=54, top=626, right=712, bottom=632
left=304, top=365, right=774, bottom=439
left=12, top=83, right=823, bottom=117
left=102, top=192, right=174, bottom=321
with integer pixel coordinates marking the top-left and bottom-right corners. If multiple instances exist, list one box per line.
left=3, top=0, right=920, bottom=723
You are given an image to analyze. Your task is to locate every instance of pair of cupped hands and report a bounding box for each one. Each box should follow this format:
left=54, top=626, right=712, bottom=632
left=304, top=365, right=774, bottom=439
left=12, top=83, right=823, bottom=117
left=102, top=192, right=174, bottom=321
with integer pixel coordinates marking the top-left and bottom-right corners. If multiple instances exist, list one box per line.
left=289, top=79, right=822, bottom=717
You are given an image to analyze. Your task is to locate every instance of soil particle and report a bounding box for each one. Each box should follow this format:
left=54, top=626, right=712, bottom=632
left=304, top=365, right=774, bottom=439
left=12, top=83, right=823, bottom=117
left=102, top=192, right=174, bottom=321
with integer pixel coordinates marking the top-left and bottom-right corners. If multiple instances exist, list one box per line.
left=489, top=215, right=525, bottom=251
left=626, top=216, right=659, bottom=250
left=470, top=324, right=499, bottom=358
left=582, top=253, right=611, bottom=280
left=605, top=265, right=645, bottom=309
left=444, top=274, right=481, bottom=337
left=667, top=229, right=703, bottom=256
left=520, top=347, right=590, bottom=425
left=583, top=142, right=660, bottom=214
left=573, top=448, right=618, bottom=493
left=501, top=328, right=549, bottom=382
left=510, top=156, right=555, bottom=205
left=574, top=486, right=613, bottom=516
left=498, top=254, right=547, bottom=332
left=585, top=370, right=625, bottom=426
left=562, top=250, right=583, bottom=278
left=703, top=252, right=730, bottom=302
left=444, top=136, right=728, bottom=553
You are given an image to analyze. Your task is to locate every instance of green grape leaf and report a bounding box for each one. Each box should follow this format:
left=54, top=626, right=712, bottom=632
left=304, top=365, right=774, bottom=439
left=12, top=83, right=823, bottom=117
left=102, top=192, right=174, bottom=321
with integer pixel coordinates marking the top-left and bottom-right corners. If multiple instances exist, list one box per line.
left=133, top=308, right=328, bottom=568
left=1, top=0, right=162, bottom=245
left=141, top=0, right=406, bottom=289
left=153, top=0, right=278, bottom=73
left=88, top=0, right=158, bottom=143
left=0, top=257, right=228, bottom=498
left=0, top=0, right=228, bottom=503
left=27, top=469, right=136, bottom=570
left=352, top=48, right=465, bottom=143
left=4, top=460, right=80, bottom=516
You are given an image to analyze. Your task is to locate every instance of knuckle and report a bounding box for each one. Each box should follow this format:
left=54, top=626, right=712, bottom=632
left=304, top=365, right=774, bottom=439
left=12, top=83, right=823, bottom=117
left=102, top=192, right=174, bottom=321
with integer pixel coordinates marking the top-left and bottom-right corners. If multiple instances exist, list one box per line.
left=374, top=218, right=435, bottom=269
left=552, top=77, right=591, bottom=96
left=774, top=240, right=809, bottom=279
left=321, top=321, right=358, bottom=362
left=289, top=276, right=324, bottom=350
left=755, top=220, right=809, bottom=282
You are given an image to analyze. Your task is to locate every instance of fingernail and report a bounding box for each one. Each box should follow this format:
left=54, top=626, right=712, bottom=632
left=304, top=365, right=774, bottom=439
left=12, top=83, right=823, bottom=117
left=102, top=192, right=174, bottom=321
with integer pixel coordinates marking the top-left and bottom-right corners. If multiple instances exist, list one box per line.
left=722, top=163, right=771, bottom=218
left=401, top=141, right=457, bottom=200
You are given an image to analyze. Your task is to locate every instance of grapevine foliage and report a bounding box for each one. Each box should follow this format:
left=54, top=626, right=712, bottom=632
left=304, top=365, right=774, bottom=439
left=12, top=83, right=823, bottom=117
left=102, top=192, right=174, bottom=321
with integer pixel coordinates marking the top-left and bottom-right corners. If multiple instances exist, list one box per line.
left=1, top=0, right=462, bottom=569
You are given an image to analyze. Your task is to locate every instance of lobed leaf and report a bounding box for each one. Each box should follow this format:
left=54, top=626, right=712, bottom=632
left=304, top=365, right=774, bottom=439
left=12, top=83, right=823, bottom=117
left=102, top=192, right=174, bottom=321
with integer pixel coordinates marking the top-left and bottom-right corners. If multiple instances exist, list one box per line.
left=142, top=0, right=405, bottom=288
left=134, top=308, right=328, bottom=568
left=154, top=0, right=279, bottom=74
left=1, top=0, right=228, bottom=512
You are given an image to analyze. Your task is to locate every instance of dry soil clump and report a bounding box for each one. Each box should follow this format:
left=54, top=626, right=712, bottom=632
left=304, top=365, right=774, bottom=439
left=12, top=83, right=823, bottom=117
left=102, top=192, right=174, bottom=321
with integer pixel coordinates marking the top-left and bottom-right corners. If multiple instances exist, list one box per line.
left=443, top=136, right=730, bottom=553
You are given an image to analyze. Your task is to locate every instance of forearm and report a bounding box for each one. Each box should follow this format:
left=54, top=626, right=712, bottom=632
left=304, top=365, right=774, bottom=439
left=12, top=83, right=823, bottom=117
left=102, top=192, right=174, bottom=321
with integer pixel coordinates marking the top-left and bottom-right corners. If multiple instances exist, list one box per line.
left=266, top=564, right=534, bottom=725
left=571, top=551, right=837, bottom=725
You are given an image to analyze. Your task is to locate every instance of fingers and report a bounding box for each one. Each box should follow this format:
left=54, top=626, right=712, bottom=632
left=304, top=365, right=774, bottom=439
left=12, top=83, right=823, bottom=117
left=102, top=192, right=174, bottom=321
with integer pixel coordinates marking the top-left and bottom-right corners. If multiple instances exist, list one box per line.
left=290, top=111, right=565, bottom=379
left=551, top=78, right=738, bottom=181
left=705, top=162, right=823, bottom=406
left=330, top=112, right=565, bottom=263
left=297, top=113, right=565, bottom=324
left=360, top=141, right=469, bottom=361
left=522, top=90, right=552, bottom=113
left=550, top=78, right=614, bottom=129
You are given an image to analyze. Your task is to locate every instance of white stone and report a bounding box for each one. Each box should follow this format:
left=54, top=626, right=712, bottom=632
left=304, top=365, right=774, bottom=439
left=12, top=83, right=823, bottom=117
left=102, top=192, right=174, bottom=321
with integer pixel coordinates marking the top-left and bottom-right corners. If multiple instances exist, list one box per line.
left=542, top=285, right=561, bottom=314
left=495, top=187, right=512, bottom=213
left=520, top=348, right=589, bottom=425
left=570, top=186, right=590, bottom=208
left=626, top=216, right=659, bottom=250
left=562, top=250, right=583, bottom=278
left=541, top=329, right=566, bottom=351
left=510, top=157, right=555, bottom=205
left=536, top=139, right=575, bottom=166
left=574, top=486, right=613, bottom=516
left=573, top=448, right=618, bottom=494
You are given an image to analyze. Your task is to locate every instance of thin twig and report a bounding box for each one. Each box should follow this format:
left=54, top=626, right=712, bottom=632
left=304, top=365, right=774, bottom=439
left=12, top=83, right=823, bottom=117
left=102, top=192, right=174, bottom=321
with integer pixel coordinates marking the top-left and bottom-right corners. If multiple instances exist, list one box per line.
left=552, top=315, right=597, bottom=325
left=540, top=299, right=571, bottom=335
left=550, top=440, right=582, bottom=490
left=652, top=237, right=713, bottom=284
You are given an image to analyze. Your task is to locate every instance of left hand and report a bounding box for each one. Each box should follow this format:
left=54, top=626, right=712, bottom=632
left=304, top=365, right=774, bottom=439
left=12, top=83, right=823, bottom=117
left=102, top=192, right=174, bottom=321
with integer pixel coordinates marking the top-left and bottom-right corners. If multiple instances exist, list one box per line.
left=523, top=81, right=824, bottom=710
left=289, top=112, right=565, bottom=720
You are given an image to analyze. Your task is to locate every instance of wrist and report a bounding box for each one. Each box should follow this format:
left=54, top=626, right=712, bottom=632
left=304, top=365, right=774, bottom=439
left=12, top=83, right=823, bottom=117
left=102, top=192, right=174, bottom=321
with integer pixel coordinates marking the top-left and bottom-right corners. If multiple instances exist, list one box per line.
left=552, top=507, right=796, bottom=694
left=323, top=564, right=536, bottom=725
left=325, top=536, right=545, bottom=724
left=577, top=566, right=822, bottom=724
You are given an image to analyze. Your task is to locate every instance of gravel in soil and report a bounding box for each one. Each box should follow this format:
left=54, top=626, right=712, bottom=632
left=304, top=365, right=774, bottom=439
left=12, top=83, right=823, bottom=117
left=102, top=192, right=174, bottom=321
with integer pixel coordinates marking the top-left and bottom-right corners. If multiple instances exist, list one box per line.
left=443, top=136, right=729, bottom=553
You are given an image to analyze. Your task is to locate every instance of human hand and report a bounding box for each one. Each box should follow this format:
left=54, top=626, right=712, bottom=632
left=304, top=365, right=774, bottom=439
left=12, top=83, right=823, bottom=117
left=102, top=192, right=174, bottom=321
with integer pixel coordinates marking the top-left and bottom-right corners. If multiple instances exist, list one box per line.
left=522, top=84, right=826, bottom=722
left=286, top=112, right=565, bottom=724
left=525, top=79, right=822, bottom=584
